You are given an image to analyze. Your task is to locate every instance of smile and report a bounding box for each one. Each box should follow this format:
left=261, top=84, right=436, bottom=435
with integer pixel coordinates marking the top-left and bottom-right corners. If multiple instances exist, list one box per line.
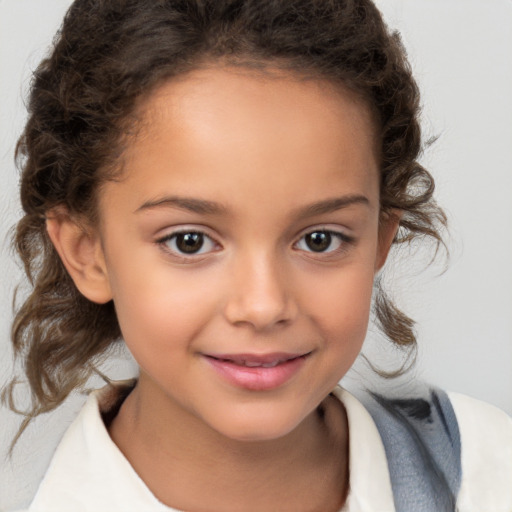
left=203, top=352, right=311, bottom=391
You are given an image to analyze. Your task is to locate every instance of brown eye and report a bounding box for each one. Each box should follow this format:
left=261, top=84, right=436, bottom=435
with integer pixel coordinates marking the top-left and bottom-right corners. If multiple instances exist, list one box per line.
left=295, top=230, right=349, bottom=254
left=175, top=232, right=204, bottom=253
left=305, top=231, right=332, bottom=252
left=159, top=231, right=217, bottom=257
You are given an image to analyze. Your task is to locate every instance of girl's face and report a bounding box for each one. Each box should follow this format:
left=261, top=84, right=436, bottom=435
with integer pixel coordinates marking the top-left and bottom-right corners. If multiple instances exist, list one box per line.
left=94, top=67, right=395, bottom=441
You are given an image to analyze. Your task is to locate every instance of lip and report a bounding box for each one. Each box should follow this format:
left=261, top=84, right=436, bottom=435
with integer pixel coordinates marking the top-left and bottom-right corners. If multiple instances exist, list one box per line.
left=203, top=352, right=310, bottom=391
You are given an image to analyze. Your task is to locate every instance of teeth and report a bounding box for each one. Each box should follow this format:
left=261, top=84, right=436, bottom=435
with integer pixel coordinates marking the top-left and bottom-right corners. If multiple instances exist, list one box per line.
left=236, top=359, right=283, bottom=368
left=214, top=356, right=298, bottom=367
left=244, top=361, right=262, bottom=367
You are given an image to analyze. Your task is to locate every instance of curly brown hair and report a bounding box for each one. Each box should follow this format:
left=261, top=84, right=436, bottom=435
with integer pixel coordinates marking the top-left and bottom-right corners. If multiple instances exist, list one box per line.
left=6, top=0, right=446, bottom=429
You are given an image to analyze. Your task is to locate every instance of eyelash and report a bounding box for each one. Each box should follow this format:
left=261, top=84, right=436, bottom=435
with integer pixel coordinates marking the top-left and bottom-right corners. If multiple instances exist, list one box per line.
left=294, top=230, right=354, bottom=257
left=156, top=230, right=220, bottom=260
left=156, top=228, right=354, bottom=261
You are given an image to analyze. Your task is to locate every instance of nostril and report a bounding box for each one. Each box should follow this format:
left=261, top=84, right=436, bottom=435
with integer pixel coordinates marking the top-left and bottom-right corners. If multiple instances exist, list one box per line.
left=224, top=298, right=295, bottom=330
left=223, top=260, right=298, bottom=329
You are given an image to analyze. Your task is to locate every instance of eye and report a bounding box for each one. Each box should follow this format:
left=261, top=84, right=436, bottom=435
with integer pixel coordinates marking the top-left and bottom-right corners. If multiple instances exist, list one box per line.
left=295, top=230, right=350, bottom=254
left=158, top=230, right=218, bottom=256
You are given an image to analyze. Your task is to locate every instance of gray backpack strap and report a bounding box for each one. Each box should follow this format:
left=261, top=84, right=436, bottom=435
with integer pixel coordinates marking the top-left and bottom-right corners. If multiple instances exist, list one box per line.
left=358, top=386, right=461, bottom=512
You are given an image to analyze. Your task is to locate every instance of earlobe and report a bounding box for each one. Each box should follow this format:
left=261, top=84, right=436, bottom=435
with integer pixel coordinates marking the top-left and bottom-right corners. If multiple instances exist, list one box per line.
left=375, top=210, right=402, bottom=272
left=46, top=208, right=113, bottom=304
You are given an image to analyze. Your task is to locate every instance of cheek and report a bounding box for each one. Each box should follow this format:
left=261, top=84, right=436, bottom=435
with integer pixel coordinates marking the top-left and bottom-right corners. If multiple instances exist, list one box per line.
left=303, top=263, right=375, bottom=352
left=106, top=251, right=218, bottom=361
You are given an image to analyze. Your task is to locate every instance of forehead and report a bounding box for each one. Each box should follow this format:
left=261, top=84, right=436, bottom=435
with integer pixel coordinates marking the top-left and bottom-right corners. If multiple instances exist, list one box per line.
left=136, top=66, right=378, bottom=156
left=110, top=67, right=380, bottom=215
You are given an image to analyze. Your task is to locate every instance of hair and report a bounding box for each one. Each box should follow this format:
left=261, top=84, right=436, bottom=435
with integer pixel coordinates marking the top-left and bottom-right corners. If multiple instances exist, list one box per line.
left=5, top=0, right=446, bottom=430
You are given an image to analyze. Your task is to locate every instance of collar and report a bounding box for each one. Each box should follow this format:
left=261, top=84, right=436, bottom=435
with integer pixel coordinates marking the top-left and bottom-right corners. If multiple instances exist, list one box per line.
left=29, top=384, right=394, bottom=512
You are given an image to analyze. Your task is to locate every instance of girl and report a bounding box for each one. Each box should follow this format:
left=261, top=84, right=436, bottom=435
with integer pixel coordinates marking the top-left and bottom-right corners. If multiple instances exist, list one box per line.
left=3, top=1, right=511, bottom=511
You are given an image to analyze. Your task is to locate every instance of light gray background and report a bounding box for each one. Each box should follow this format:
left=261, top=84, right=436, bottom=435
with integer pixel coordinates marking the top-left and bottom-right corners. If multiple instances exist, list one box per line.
left=1, top=0, right=511, bottom=509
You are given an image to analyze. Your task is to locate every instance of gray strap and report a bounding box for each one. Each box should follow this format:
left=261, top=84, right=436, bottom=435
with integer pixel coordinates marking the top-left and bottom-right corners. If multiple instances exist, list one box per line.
left=359, top=387, right=461, bottom=512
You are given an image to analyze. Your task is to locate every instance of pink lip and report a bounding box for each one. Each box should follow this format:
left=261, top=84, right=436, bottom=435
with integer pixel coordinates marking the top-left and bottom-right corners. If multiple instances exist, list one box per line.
left=203, top=352, right=310, bottom=391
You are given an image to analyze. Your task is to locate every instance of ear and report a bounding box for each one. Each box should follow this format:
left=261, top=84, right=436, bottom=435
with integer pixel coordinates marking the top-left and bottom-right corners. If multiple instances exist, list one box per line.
left=375, top=209, right=401, bottom=272
left=46, top=208, right=113, bottom=304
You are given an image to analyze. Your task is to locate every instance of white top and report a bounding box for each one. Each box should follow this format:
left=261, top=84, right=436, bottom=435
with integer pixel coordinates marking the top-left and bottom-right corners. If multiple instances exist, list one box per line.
left=15, top=385, right=512, bottom=512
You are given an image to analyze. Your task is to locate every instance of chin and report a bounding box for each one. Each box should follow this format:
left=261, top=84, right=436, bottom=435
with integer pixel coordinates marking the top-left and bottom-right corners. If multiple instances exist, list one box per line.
left=209, top=407, right=309, bottom=443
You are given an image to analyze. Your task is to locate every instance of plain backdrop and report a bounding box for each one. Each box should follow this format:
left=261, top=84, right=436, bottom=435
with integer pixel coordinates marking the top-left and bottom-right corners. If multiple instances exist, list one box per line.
left=1, top=0, right=511, bottom=509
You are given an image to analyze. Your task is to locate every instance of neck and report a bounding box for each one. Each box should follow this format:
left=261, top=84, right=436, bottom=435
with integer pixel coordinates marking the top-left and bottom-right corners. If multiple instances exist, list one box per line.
left=109, top=378, right=349, bottom=512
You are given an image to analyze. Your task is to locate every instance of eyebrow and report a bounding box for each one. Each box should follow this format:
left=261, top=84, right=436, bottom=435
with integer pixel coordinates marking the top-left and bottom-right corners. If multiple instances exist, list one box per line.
left=135, top=194, right=370, bottom=217
left=294, top=195, right=370, bottom=219
left=136, top=196, right=228, bottom=215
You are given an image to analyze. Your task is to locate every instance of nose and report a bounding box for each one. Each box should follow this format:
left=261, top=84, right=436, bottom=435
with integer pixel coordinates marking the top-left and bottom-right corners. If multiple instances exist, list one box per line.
left=223, top=251, right=297, bottom=331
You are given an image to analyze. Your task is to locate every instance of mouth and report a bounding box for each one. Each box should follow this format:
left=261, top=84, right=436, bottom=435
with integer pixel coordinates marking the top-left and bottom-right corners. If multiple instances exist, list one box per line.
left=206, top=352, right=308, bottom=366
left=202, top=352, right=311, bottom=391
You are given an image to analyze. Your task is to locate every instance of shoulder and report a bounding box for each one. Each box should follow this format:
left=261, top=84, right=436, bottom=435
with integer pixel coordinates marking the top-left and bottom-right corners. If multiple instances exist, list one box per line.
left=449, top=391, right=512, bottom=434
left=449, top=390, right=512, bottom=442
left=448, top=392, right=512, bottom=512
left=339, top=384, right=512, bottom=511
left=22, top=381, right=175, bottom=512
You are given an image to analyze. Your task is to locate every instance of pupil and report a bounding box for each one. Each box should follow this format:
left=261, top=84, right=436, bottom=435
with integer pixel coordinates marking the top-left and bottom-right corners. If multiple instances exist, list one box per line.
left=176, top=233, right=203, bottom=254
left=306, top=231, right=331, bottom=252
